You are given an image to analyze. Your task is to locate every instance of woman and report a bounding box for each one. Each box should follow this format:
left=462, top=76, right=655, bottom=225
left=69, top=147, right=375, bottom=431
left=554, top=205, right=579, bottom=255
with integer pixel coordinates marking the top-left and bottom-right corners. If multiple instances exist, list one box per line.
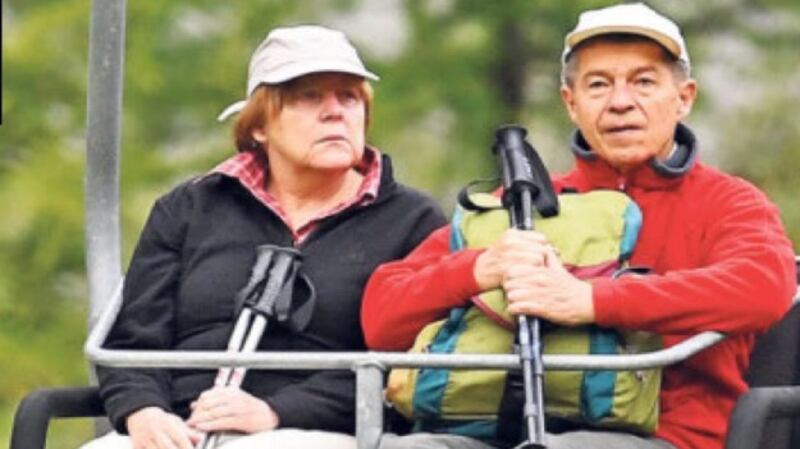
left=83, top=25, right=446, bottom=449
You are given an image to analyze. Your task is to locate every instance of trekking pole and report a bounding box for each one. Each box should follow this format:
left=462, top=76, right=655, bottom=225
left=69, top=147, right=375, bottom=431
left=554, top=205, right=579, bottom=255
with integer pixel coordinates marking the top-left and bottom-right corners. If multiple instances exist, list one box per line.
left=197, top=244, right=310, bottom=449
left=493, top=125, right=559, bottom=449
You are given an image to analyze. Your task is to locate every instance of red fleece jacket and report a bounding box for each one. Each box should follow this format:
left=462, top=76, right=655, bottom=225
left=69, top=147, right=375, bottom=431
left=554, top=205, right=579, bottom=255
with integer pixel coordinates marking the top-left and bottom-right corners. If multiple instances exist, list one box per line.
left=361, top=127, right=796, bottom=449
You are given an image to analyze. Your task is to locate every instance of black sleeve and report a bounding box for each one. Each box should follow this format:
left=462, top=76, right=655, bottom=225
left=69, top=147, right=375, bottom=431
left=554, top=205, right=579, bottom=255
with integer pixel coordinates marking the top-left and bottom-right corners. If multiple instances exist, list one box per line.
left=400, top=188, right=448, bottom=256
left=96, top=189, right=189, bottom=433
left=266, top=371, right=356, bottom=433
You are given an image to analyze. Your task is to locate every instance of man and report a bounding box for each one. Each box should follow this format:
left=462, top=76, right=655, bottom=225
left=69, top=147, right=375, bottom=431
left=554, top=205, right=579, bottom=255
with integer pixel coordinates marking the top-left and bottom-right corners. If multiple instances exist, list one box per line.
left=362, top=3, right=797, bottom=449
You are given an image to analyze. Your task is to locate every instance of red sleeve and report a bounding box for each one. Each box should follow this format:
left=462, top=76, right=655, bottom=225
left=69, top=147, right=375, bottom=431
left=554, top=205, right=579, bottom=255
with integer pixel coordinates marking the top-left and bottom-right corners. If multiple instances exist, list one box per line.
left=361, top=225, right=483, bottom=350
left=593, top=180, right=796, bottom=335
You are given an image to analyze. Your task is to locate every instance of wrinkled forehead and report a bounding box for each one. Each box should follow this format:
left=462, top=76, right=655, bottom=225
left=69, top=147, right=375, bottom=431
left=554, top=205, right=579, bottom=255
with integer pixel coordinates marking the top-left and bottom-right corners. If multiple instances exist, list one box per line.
left=569, top=36, right=678, bottom=76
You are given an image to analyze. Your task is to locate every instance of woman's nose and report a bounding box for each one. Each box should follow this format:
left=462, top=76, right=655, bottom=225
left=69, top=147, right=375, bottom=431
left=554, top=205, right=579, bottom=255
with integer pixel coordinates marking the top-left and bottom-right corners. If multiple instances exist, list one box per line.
left=319, top=92, right=344, bottom=120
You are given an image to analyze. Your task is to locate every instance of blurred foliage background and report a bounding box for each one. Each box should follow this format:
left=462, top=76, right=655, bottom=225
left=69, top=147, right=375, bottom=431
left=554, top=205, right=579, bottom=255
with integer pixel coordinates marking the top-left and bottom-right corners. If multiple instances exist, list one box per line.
left=1, top=0, right=799, bottom=447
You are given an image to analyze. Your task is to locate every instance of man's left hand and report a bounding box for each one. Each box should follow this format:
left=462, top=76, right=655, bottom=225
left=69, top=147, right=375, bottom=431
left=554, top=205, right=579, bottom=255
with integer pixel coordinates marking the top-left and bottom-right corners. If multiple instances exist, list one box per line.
left=502, top=246, right=595, bottom=326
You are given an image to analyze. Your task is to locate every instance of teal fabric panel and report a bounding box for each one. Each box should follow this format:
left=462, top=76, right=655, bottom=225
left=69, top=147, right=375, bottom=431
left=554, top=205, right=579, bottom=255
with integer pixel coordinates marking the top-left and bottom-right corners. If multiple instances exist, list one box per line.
left=619, top=201, right=642, bottom=260
left=581, top=327, right=618, bottom=422
left=413, top=308, right=468, bottom=417
left=413, top=418, right=497, bottom=440
left=450, top=206, right=466, bottom=251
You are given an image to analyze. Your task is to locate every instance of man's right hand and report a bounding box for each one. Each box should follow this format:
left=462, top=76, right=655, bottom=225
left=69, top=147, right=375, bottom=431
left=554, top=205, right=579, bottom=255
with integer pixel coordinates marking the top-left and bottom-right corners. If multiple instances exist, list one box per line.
left=473, top=229, right=554, bottom=291
left=126, top=406, right=201, bottom=449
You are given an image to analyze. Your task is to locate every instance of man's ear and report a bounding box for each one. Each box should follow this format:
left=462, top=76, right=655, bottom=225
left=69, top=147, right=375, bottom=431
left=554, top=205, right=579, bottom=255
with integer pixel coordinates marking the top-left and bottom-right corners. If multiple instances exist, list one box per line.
left=560, top=85, right=579, bottom=123
left=676, top=79, right=698, bottom=119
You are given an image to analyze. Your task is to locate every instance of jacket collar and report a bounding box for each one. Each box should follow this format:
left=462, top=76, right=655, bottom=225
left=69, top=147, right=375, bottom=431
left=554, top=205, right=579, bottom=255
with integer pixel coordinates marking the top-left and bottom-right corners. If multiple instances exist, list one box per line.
left=569, top=123, right=698, bottom=190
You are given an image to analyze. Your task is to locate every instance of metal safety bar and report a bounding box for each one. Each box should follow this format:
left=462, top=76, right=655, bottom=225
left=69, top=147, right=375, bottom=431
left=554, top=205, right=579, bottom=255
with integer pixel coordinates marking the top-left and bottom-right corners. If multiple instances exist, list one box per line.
left=86, top=282, right=725, bottom=449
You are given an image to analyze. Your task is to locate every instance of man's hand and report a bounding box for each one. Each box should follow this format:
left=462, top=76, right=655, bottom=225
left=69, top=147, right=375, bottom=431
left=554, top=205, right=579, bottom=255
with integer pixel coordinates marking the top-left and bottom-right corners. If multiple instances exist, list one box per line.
left=187, top=386, right=279, bottom=435
left=502, top=245, right=595, bottom=326
left=473, top=229, right=554, bottom=291
left=126, top=406, right=200, bottom=449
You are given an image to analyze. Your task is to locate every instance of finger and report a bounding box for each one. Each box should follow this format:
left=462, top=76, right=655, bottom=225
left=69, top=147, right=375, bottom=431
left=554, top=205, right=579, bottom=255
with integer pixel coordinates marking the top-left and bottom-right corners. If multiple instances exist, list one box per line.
left=505, top=281, right=551, bottom=313
left=187, top=408, right=219, bottom=426
left=192, top=415, right=239, bottom=433
left=154, top=431, right=180, bottom=449
left=506, top=285, right=533, bottom=301
left=168, top=428, right=195, bottom=449
left=167, top=416, right=197, bottom=449
left=505, top=259, right=542, bottom=274
left=131, top=429, right=158, bottom=449
left=186, top=406, right=213, bottom=426
left=194, top=391, right=228, bottom=410
left=130, top=436, right=146, bottom=449
left=505, top=261, right=538, bottom=275
left=506, top=296, right=541, bottom=316
left=504, top=229, right=548, bottom=243
left=186, top=406, right=203, bottom=424
left=219, top=386, right=248, bottom=402
left=508, top=239, right=552, bottom=258
left=501, top=233, right=545, bottom=250
left=543, top=245, right=565, bottom=270
left=503, top=265, right=543, bottom=285
left=505, top=245, right=548, bottom=260
left=520, top=230, right=550, bottom=245
left=192, top=401, right=238, bottom=427
left=196, top=386, right=225, bottom=402
left=187, top=427, right=205, bottom=445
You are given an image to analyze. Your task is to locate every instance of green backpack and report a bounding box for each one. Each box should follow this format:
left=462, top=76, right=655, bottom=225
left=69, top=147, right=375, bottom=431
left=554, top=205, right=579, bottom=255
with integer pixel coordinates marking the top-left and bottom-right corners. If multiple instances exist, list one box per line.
left=386, top=190, right=661, bottom=445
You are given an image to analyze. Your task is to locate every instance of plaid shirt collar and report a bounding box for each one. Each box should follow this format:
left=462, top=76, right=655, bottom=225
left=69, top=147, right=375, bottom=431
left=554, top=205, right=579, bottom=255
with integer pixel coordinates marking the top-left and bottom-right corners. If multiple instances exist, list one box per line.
left=207, top=146, right=382, bottom=244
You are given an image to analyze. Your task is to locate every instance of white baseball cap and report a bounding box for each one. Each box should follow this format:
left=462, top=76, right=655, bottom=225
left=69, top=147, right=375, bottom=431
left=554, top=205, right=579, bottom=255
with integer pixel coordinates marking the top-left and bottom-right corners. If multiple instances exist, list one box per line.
left=562, top=3, right=690, bottom=72
left=218, top=25, right=379, bottom=121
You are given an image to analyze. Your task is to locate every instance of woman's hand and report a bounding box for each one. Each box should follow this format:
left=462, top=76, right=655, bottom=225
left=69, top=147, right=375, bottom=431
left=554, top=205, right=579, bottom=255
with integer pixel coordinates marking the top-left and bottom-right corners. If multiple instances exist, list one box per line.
left=187, top=386, right=280, bottom=435
left=126, top=406, right=201, bottom=449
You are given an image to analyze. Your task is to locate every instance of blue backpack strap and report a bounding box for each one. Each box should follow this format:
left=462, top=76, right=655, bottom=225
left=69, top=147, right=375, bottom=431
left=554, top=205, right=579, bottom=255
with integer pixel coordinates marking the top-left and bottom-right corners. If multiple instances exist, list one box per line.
left=412, top=307, right=469, bottom=418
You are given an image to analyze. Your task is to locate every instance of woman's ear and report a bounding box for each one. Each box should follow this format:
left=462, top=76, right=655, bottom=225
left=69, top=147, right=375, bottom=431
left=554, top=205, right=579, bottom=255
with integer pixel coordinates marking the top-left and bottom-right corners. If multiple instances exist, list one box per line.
left=252, top=128, right=268, bottom=144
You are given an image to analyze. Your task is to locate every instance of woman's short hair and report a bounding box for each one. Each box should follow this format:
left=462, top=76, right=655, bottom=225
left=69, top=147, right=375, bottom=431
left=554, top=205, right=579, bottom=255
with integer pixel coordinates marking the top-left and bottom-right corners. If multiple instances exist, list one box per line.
left=233, top=77, right=374, bottom=152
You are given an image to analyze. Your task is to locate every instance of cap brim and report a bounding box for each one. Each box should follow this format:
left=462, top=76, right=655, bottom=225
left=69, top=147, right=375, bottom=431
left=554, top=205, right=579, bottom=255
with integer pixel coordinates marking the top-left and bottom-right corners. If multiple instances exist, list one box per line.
left=565, top=25, right=682, bottom=59
left=217, top=100, right=247, bottom=122
left=219, top=60, right=380, bottom=122
left=256, top=59, right=379, bottom=86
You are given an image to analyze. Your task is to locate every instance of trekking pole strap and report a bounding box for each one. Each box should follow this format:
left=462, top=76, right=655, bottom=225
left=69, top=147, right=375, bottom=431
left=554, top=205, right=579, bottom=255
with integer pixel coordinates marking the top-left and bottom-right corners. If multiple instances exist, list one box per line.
left=247, top=246, right=301, bottom=317
left=240, top=245, right=316, bottom=331
left=493, top=126, right=559, bottom=219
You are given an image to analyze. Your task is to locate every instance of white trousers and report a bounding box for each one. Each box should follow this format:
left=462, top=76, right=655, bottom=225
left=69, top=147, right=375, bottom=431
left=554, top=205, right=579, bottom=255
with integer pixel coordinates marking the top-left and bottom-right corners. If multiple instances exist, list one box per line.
left=80, top=429, right=357, bottom=449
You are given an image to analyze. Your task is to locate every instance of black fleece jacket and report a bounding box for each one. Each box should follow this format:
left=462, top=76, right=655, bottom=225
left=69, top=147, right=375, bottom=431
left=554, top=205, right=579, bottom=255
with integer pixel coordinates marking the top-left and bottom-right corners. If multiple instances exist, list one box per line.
left=97, top=154, right=446, bottom=434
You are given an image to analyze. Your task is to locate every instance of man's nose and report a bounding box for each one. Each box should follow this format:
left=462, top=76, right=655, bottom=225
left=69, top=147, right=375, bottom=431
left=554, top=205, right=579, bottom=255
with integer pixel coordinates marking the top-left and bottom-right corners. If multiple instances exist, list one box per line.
left=608, top=81, right=635, bottom=113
